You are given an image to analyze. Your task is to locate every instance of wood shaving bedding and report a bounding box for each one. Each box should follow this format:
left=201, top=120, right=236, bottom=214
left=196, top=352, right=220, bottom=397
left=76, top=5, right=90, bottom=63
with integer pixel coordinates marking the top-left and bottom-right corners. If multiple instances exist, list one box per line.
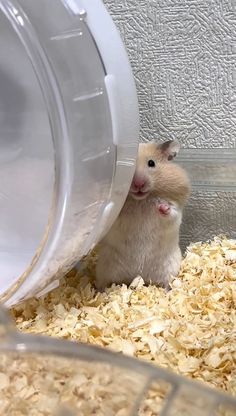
left=0, top=353, right=145, bottom=416
left=9, top=236, right=236, bottom=414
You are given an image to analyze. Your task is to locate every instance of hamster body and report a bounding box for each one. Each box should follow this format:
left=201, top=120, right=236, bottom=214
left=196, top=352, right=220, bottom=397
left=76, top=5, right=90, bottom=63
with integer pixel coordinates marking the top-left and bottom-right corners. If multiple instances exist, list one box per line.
left=96, top=140, right=191, bottom=290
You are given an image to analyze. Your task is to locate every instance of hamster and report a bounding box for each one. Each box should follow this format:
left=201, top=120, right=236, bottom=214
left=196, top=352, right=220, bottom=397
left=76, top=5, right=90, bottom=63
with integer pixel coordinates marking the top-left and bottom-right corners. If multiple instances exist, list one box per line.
left=96, top=140, right=191, bottom=290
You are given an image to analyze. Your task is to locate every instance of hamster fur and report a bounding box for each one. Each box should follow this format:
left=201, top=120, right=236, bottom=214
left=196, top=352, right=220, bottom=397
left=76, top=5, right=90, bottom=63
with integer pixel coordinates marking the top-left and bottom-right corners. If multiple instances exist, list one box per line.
left=96, top=140, right=191, bottom=290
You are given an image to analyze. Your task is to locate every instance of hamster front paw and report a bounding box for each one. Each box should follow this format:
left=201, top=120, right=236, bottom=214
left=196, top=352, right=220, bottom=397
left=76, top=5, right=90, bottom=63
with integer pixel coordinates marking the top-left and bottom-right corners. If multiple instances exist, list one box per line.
left=157, top=201, right=170, bottom=216
left=155, top=199, right=171, bottom=216
left=154, top=199, right=179, bottom=220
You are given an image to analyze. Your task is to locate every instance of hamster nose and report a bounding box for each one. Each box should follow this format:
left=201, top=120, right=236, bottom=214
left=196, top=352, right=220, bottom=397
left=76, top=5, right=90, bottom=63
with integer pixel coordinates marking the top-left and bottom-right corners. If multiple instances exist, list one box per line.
left=132, top=176, right=146, bottom=190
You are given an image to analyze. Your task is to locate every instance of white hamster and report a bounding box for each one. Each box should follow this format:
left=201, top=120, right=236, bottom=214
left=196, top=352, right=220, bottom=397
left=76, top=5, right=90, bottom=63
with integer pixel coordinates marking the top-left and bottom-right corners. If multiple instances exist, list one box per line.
left=96, top=140, right=191, bottom=290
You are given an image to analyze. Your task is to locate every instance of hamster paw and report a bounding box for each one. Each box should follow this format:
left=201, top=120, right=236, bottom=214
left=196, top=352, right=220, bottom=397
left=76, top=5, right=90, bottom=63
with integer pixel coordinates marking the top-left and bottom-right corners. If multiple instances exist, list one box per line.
left=157, top=200, right=171, bottom=216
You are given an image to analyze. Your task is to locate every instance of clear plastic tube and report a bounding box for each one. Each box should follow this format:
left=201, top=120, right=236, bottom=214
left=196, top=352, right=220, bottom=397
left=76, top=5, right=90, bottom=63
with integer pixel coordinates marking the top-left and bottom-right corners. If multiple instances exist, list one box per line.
left=0, top=0, right=138, bottom=306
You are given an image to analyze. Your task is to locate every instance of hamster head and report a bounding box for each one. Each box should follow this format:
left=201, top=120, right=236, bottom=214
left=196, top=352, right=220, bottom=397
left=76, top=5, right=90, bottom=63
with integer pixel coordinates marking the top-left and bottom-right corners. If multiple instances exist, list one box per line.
left=130, top=140, right=191, bottom=206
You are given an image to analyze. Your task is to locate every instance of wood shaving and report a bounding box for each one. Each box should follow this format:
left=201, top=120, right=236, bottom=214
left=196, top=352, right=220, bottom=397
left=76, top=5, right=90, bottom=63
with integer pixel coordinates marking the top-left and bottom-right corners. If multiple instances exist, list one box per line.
left=9, top=236, right=236, bottom=414
left=0, top=352, right=144, bottom=415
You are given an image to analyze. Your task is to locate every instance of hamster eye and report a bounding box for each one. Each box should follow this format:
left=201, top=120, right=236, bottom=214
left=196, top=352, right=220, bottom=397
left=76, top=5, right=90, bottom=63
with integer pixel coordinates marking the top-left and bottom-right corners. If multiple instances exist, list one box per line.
left=148, top=159, right=156, bottom=168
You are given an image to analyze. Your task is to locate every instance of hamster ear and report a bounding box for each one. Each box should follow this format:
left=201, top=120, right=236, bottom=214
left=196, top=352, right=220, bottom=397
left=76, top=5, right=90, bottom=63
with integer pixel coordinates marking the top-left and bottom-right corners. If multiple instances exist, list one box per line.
left=158, top=140, right=180, bottom=161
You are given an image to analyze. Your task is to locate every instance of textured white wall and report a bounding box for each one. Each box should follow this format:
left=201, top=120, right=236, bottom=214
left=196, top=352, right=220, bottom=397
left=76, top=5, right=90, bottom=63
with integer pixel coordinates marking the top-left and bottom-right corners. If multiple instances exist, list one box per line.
left=104, top=0, right=236, bottom=247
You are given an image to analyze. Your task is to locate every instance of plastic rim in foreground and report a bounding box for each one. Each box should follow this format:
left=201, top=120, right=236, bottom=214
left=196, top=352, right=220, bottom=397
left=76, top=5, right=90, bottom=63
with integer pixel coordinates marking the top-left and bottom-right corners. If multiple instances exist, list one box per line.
left=0, top=0, right=139, bottom=307
left=0, top=306, right=236, bottom=415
